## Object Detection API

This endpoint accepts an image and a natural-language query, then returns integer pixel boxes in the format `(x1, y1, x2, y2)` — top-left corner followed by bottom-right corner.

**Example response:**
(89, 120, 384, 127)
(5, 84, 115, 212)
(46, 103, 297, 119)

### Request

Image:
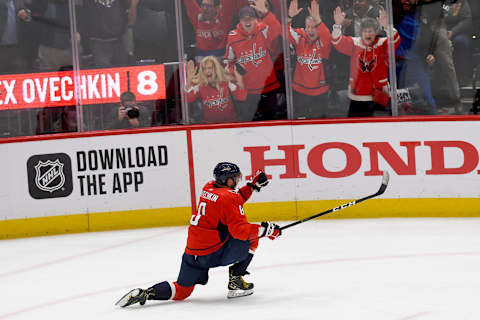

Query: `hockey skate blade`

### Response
(227, 289, 254, 299)
(115, 288, 141, 307)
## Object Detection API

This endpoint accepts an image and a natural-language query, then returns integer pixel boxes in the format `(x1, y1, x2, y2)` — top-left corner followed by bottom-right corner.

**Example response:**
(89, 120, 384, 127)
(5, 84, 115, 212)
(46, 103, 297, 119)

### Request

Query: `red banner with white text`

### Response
(0, 65, 166, 110)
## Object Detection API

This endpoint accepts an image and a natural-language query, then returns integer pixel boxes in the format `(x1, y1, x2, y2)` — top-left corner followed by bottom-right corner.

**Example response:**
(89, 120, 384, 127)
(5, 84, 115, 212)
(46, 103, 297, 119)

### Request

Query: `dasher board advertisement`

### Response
(191, 121, 480, 202)
(0, 130, 190, 220)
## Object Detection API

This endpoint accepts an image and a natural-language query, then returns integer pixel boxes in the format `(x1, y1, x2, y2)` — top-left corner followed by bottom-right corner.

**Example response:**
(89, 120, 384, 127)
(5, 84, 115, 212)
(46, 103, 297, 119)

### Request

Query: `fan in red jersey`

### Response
(224, 0, 285, 122)
(185, 56, 247, 123)
(183, 0, 236, 61)
(287, 0, 332, 119)
(116, 162, 282, 307)
(331, 7, 401, 117)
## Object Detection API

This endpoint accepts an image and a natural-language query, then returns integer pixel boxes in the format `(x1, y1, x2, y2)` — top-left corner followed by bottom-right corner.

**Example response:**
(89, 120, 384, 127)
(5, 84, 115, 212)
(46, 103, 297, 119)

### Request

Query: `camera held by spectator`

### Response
(117, 91, 140, 128)
(125, 105, 140, 119)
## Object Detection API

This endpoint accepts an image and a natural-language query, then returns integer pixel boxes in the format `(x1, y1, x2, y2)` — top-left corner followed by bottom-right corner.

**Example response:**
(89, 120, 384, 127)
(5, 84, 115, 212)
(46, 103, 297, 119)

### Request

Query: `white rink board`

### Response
(0, 131, 190, 220)
(191, 125, 297, 203)
(192, 121, 480, 202)
(2, 119, 480, 222)
(291, 121, 480, 199)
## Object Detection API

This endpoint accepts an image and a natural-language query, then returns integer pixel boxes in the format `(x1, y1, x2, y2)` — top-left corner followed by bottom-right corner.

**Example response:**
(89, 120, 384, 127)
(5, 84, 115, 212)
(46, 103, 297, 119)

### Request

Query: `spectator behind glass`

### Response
(0, 0, 30, 74)
(115, 91, 140, 128)
(445, 0, 473, 87)
(343, 0, 383, 37)
(36, 105, 77, 134)
(183, 0, 235, 61)
(421, 0, 462, 113)
(36, 65, 78, 135)
(224, 1, 284, 122)
(236, 0, 286, 115)
(394, 0, 437, 114)
(128, 0, 177, 63)
(332, 7, 401, 117)
(287, 0, 332, 119)
(330, 0, 383, 103)
(29, 0, 80, 72)
(83, 0, 130, 68)
(395, 0, 461, 114)
(184, 56, 247, 123)
(236, 0, 336, 28)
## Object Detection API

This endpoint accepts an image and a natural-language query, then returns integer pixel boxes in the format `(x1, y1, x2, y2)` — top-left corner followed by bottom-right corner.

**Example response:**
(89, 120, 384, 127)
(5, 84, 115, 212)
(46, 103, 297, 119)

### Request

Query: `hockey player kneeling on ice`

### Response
(115, 162, 281, 307)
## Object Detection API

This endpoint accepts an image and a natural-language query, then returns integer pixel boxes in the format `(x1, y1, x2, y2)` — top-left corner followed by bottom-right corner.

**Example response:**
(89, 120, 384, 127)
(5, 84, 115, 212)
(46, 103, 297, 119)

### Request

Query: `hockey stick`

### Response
(280, 171, 390, 231)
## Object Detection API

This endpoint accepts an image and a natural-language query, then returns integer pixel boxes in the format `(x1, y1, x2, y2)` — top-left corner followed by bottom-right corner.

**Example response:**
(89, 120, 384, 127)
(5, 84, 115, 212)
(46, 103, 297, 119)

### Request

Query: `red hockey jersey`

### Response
(289, 23, 331, 96)
(185, 181, 260, 256)
(224, 12, 281, 95)
(331, 26, 401, 101)
(185, 81, 247, 123)
(184, 0, 235, 55)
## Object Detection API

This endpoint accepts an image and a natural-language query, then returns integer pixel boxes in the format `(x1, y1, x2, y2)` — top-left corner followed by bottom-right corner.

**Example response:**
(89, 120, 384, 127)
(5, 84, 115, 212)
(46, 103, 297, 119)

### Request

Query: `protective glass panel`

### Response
(1, 0, 479, 138)
(313, 0, 395, 118)
(79, 0, 181, 131)
(0, 0, 81, 137)
(180, 0, 288, 124)
(394, 0, 477, 115)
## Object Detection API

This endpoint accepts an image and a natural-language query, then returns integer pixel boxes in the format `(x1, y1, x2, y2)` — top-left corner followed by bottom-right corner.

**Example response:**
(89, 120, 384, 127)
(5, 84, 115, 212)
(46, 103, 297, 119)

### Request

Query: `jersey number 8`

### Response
(190, 202, 245, 226)
(190, 202, 207, 226)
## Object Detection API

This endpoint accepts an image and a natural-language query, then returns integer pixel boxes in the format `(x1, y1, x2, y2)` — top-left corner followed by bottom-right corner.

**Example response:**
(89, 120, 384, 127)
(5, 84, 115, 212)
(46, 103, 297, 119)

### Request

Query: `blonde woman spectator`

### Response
(185, 56, 247, 123)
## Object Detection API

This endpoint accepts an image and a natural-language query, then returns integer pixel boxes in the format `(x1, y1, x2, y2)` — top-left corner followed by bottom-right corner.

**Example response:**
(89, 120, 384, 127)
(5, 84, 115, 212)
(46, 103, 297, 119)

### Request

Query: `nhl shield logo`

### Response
(27, 153, 73, 199)
(34, 160, 66, 193)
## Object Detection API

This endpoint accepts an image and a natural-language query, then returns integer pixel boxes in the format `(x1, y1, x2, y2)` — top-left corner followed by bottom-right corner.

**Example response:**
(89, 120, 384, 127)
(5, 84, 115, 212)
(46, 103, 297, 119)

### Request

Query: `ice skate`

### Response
(227, 269, 254, 299)
(115, 288, 151, 307)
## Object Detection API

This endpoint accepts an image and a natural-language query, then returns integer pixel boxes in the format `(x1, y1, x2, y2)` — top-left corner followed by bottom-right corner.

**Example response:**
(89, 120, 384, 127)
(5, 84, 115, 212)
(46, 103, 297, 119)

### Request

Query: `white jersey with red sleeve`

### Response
(224, 12, 281, 95)
(331, 25, 401, 101)
(289, 22, 332, 96)
(185, 81, 247, 123)
(185, 181, 259, 256)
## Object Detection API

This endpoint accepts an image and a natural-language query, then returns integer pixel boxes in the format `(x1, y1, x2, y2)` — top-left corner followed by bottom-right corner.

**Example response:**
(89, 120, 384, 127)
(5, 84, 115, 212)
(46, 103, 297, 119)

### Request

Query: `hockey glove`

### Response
(259, 221, 282, 240)
(248, 170, 269, 192)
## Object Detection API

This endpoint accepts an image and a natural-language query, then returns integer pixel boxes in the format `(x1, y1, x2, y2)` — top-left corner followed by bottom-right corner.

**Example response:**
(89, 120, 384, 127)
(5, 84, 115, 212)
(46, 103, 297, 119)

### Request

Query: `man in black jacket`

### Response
(83, 0, 130, 68)
(446, 0, 473, 86)
(29, 0, 81, 71)
(420, 0, 462, 113)
(0, 0, 30, 74)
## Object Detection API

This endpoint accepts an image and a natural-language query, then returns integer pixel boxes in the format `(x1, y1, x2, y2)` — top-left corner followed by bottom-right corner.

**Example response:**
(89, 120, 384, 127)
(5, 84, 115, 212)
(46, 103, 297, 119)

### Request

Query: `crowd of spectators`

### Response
(394, 0, 473, 115)
(0, 0, 478, 137)
(183, 0, 476, 122)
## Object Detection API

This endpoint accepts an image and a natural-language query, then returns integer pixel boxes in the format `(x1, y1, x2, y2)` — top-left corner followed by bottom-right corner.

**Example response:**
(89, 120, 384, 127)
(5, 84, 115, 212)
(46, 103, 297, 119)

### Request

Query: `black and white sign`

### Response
(27, 153, 73, 199)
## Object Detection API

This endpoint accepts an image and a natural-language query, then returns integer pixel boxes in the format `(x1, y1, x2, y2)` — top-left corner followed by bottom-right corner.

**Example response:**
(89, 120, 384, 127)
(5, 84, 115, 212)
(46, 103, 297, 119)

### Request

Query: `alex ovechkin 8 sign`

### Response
(0, 64, 166, 110)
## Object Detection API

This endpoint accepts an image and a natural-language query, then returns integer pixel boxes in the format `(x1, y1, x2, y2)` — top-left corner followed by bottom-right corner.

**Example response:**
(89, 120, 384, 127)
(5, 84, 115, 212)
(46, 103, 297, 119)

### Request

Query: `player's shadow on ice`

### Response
(119, 300, 176, 310)
(120, 294, 288, 310)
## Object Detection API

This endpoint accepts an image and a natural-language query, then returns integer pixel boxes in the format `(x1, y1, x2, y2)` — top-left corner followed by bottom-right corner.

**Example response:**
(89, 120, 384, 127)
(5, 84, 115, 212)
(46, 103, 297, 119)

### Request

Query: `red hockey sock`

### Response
(172, 282, 195, 301)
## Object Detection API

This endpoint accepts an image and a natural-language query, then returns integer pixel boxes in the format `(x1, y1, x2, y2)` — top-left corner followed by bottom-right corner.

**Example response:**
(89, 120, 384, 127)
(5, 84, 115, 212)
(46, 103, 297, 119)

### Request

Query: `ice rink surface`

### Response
(2, 218, 480, 320)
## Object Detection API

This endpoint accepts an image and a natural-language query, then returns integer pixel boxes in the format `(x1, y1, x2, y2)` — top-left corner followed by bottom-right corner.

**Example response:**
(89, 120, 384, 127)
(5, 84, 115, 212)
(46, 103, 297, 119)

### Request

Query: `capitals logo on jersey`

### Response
(297, 48, 324, 71)
(237, 43, 266, 67)
(359, 56, 377, 73)
(203, 88, 229, 111)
